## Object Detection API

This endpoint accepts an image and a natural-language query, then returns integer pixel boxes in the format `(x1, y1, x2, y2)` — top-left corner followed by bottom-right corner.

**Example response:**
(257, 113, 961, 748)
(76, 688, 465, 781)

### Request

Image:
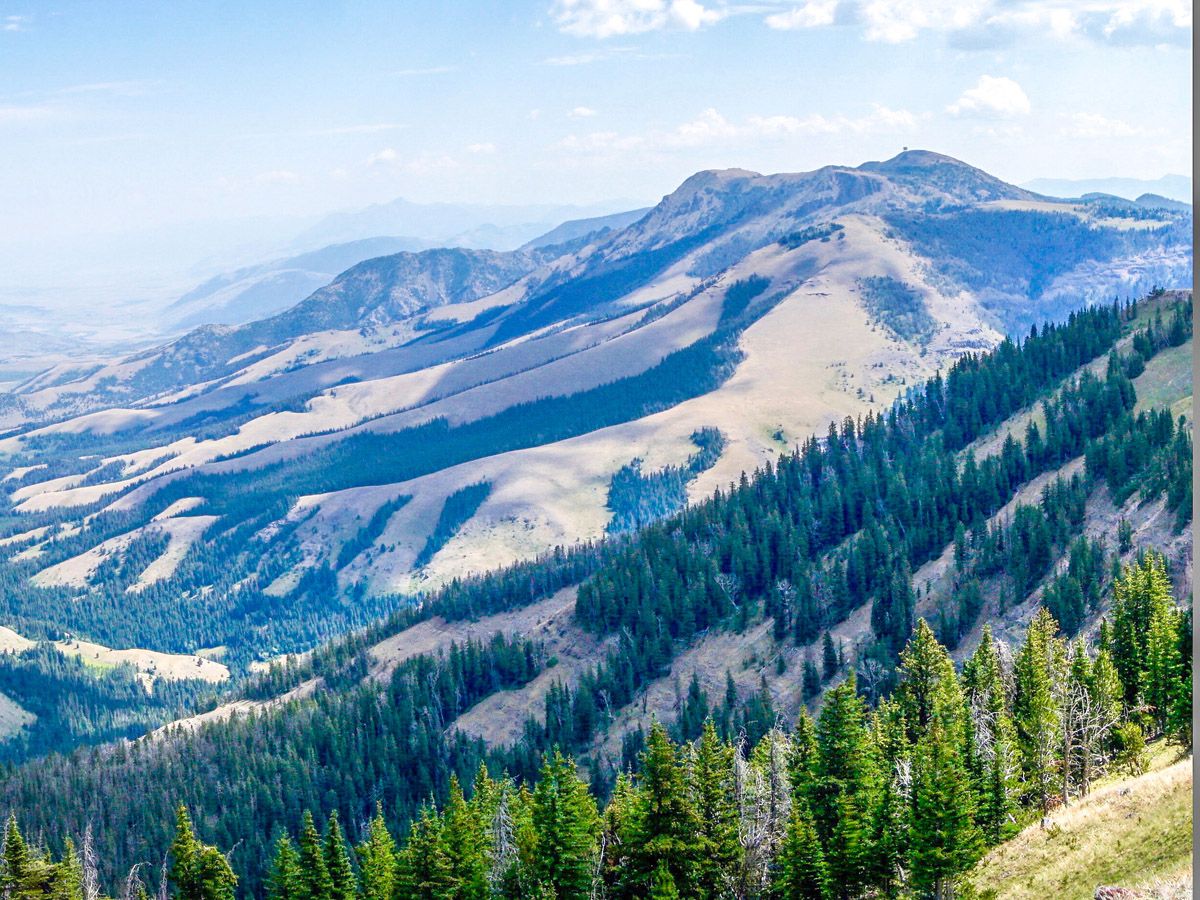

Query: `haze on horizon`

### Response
(0, 0, 1191, 313)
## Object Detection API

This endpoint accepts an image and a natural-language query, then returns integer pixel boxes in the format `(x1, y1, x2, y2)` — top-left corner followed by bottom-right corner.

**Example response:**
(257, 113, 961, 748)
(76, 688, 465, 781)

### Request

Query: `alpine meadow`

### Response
(0, 3, 1192, 900)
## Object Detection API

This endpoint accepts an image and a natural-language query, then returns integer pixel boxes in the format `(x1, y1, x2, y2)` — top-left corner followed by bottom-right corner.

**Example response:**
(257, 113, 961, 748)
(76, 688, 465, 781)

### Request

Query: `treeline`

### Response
(7, 554, 1187, 900)
(0, 644, 214, 763)
(606, 428, 725, 534)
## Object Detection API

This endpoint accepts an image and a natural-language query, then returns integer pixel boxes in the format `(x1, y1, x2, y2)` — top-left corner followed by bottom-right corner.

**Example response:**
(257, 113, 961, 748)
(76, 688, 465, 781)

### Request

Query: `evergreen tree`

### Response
(168, 806, 237, 900)
(909, 722, 983, 900)
(322, 813, 357, 900)
(296, 812, 332, 900)
(812, 676, 877, 899)
(530, 751, 600, 900)
(355, 805, 396, 900)
(773, 800, 828, 900)
(394, 807, 452, 900)
(1013, 609, 1063, 822)
(688, 721, 741, 899)
(821, 633, 839, 681)
(616, 722, 701, 898)
(2, 815, 30, 899)
(266, 836, 300, 900)
(440, 777, 489, 899)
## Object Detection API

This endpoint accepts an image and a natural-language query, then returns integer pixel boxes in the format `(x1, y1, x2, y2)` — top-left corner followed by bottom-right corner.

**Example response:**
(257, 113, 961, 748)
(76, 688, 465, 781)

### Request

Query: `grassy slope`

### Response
(968, 742, 1193, 899)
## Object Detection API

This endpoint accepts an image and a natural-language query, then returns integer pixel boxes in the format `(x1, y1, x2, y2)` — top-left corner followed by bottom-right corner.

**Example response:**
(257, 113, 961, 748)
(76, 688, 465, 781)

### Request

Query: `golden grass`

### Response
(967, 746, 1193, 900)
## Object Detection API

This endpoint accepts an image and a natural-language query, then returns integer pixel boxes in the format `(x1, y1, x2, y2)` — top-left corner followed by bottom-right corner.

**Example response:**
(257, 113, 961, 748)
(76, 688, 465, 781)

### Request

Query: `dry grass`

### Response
(967, 748, 1192, 900)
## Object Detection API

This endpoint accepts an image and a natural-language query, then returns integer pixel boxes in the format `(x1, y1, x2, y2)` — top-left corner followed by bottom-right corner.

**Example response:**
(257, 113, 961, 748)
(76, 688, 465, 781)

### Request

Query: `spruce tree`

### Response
(616, 722, 701, 898)
(356, 805, 396, 900)
(394, 807, 452, 900)
(773, 800, 829, 900)
(909, 722, 983, 900)
(689, 721, 741, 899)
(322, 813, 357, 900)
(296, 812, 333, 900)
(1013, 608, 1063, 822)
(440, 776, 489, 899)
(266, 836, 300, 900)
(2, 815, 30, 899)
(530, 751, 600, 900)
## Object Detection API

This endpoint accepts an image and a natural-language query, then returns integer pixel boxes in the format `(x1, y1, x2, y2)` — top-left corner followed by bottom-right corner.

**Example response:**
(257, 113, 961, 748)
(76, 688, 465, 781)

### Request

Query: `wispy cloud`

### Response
(764, 0, 839, 29)
(558, 104, 918, 154)
(391, 65, 457, 76)
(255, 169, 302, 185)
(1061, 112, 1150, 138)
(306, 122, 405, 136)
(3, 14, 28, 32)
(551, 0, 723, 38)
(946, 75, 1031, 117)
(549, 0, 1191, 47)
(58, 80, 160, 96)
(568, 106, 598, 118)
(367, 148, 459, 173)
(467, 142, 497, 154)
(0, 104, 56, 124)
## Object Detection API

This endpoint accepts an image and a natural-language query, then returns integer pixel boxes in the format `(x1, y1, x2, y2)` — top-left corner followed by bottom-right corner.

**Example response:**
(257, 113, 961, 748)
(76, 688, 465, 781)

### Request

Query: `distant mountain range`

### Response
(0, 150, 1190, 680)
(1024, 173, 1192, 203)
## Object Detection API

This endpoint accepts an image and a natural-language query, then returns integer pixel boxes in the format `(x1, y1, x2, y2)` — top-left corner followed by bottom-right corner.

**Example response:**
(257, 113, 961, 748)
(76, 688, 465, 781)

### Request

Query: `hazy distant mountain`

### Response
(0, 149, 1189, 673)
(1024, 174, 1191, 203)
(292, 196, 637, 252)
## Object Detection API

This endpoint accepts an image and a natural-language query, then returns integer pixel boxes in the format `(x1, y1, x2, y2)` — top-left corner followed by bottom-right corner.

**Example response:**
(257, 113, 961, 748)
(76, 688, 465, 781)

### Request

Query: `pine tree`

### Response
(688, 721, 741, 899)
(773, 800, 828, 900)
(322, 813, 357, 900)
(616, 722, 701, 898)
(266, 836, 300, 900)
(909, 722, 983, 900)
(812, 676, 877, 899)
(296, 812, 333, 900)
(530, 751, 600, 900)
(1144, 602, 1181, 736)
(648, 862, 680, 900)
(168, 806, 237, 900)
(821, 633, 839, 680)
(440, 776, 489, 899)
(2, 815, 30, 899)
(356, 805, 396, 900)
(1013, 608, 1063, 823)
(394, 807, 452, 900)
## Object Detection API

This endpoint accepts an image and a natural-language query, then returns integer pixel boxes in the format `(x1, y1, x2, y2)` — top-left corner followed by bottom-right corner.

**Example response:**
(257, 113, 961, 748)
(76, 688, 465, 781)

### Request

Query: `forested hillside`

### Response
(0, 292, 1189, 897)
(0, 156, 1189, 719)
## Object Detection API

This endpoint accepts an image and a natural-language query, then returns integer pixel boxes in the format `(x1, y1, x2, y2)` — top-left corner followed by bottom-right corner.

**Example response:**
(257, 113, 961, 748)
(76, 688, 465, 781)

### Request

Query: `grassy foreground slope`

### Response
(968, 742, 1192, 899)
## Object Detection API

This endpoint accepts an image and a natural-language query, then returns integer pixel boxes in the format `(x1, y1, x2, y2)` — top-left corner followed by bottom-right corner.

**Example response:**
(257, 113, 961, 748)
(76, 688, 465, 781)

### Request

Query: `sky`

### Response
(0, 0, 1191, 301)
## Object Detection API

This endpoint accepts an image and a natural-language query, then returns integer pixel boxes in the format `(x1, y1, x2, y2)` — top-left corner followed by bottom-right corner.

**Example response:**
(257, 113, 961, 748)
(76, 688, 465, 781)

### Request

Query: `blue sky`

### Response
(0, 0, 1191, 280)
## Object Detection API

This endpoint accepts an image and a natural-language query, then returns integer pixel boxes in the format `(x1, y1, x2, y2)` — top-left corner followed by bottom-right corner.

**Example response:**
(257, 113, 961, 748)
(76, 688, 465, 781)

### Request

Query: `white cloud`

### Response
(558, 103, 917, 155)
(765, 1, 839, 29)
(546, 0, 1189, 46)
(366, 148, 459, 173)
(3, 15, 27, 32)
(367, 147, 399, 166)
(1061, 112, 1147, 138)
(947, 75, 1031, 117)
(552, 0, 722, 37)
(467, 142, 497, 153)
(568, 106, 598, 118)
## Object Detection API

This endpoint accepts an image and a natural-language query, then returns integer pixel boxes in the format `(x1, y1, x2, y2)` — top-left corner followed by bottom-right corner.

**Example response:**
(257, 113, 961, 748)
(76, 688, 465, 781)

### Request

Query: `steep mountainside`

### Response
(0, 291, 1189, 894)
(0, 152, 1190, 685)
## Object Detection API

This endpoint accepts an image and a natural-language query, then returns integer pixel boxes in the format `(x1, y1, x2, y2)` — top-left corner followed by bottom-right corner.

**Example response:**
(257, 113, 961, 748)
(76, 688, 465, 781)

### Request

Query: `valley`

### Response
(0, 151, 1190, 900)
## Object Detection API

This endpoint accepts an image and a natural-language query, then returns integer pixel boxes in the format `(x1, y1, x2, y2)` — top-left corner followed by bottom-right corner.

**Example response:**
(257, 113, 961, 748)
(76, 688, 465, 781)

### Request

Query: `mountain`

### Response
(0, 151, 1190, 675)
(0, 288, 1190, 897)
(1023, 174, 1192, 203)
(292, 196, 637, 252)
(162, 236, 434, 330)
